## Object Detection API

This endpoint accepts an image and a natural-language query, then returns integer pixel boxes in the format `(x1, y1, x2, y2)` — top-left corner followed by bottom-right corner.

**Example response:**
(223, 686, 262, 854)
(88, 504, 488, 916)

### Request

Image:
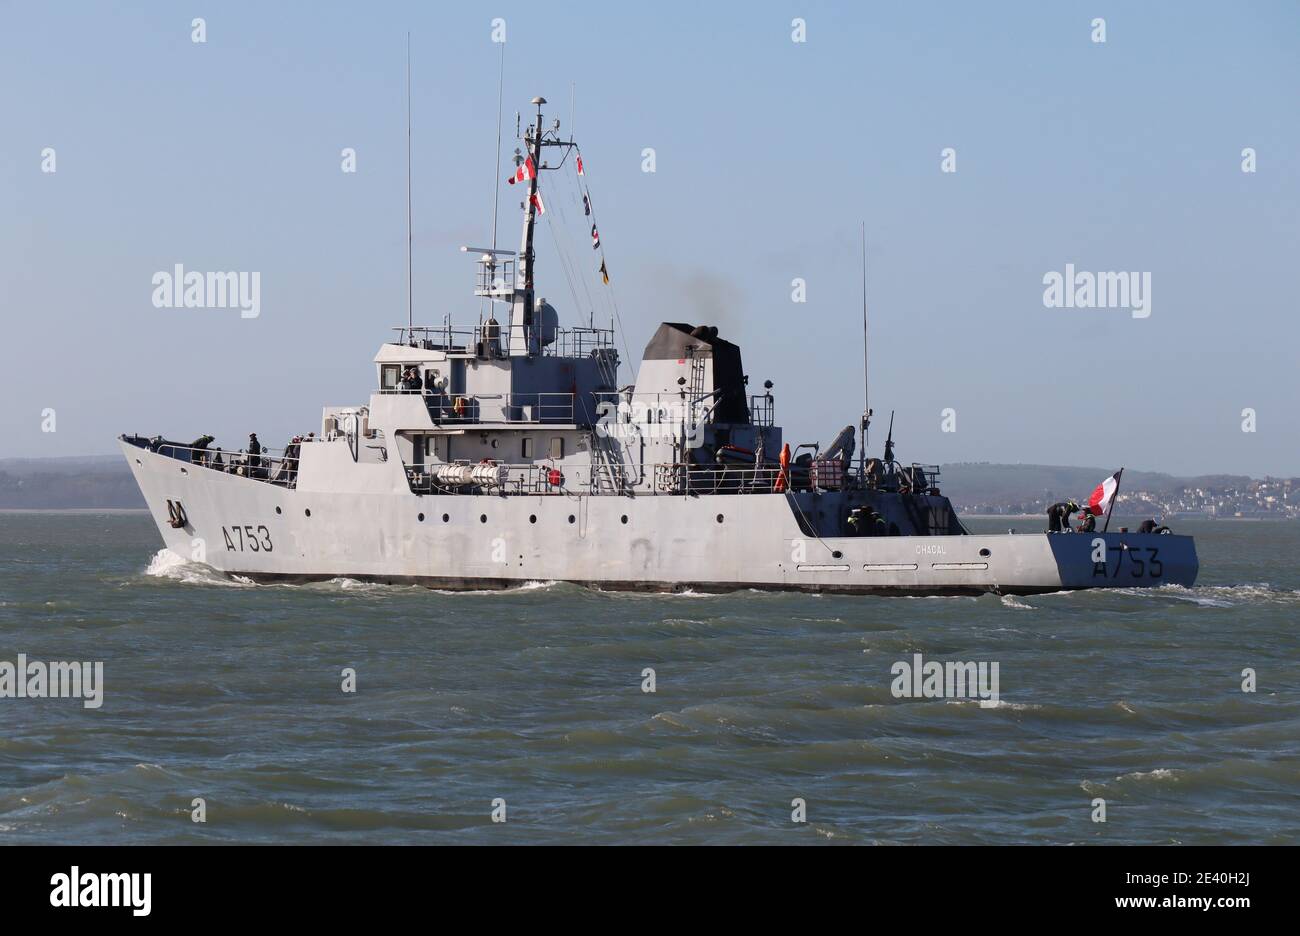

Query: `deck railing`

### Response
(377, 389, 620, 426)
(122, 437, 305, 488)
(405, 461, 571, 496)
(390, 323, 615, 359)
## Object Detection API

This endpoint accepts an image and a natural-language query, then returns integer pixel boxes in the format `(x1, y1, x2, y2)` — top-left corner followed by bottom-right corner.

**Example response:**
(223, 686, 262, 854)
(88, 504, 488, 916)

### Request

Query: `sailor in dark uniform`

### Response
(846, 505, 874, 536)
(1047, 499, 1080, 533)
(190, 434, 215, 467)
(247, 433, 262, 478)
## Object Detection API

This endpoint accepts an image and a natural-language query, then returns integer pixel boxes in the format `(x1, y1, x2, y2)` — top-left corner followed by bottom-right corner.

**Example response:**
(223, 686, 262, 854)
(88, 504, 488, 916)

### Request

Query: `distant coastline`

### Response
(3, 455, 1296, 516)
(961, 513, 1288, 522)
(0, 507, 150, 514)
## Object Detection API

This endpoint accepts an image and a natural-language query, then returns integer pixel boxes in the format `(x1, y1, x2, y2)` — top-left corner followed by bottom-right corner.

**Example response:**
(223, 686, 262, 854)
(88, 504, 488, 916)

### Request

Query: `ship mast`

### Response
(510, 97, 547, 356)
(507, 96, 581, 357)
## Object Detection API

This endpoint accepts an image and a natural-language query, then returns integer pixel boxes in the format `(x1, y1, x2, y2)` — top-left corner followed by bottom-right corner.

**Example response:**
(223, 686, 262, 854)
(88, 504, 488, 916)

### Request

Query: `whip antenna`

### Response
(490, 39, 505, 252)
(860, 222, 870, 479)
(405, 33, 413, 336)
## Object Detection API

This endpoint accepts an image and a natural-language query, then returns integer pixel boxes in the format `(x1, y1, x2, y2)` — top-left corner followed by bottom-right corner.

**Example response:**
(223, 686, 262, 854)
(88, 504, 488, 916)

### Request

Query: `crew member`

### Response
(1046, 499, 1080, 533)
(247, 433, 262, 478)
(191, 434, 214, 467)
(847, 505, 876, 536)
(864, 458, 884, 490)
(1077, 511, 1096, 533)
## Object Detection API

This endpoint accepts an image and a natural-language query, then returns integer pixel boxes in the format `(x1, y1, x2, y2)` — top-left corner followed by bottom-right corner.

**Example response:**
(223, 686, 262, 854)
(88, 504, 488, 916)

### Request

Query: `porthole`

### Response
(442, 514, 450, 523)
(568, 515, 576, 524)
(305, 509, 311, 517)
(275, 506, 282, 515)
(480, 514, 488, 523)
(716, 514, 724, 523)
(418, 513, 425, 522)
(620, 515, 629, 524)
(832, 550, 843, 559)
(978, 547, 991, 558)
(529, 514, 537, 524)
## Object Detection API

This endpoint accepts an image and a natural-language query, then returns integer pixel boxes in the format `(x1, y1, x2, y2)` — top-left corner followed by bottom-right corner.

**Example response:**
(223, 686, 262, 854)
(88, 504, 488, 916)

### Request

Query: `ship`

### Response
(120, 97, 1197, 595)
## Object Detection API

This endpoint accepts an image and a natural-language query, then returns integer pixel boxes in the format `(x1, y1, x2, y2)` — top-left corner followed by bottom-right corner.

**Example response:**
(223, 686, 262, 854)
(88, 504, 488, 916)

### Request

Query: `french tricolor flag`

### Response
(1088, 469, 1123, 516)
(508, 156, 536, 185)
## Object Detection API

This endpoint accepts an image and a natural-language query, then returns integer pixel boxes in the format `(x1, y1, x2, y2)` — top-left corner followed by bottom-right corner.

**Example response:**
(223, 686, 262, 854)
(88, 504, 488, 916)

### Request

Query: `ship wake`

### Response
(144, 549, 254, 587)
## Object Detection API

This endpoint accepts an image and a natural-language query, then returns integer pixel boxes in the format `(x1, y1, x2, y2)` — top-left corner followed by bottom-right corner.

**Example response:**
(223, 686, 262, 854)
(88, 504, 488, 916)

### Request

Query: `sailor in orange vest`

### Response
(775, 442, 791, 493)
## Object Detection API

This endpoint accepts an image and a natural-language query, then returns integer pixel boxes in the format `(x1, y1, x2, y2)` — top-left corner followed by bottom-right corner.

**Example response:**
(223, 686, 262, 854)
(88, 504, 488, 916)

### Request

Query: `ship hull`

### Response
(122, 442, 1198, 595)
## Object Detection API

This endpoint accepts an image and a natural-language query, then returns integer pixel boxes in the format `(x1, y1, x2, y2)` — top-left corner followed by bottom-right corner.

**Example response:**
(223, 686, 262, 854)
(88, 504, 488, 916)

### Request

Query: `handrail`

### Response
(123, 437, 305, 488)
(389, 322, 614, 358)
(652, 462, 786, 495)
(405, 460, 571, 496)
(375, 389, 620, 426)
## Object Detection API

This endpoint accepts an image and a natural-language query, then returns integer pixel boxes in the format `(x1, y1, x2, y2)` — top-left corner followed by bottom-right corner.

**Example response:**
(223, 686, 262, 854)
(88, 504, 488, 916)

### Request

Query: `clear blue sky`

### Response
(3, 1, 1297, 476)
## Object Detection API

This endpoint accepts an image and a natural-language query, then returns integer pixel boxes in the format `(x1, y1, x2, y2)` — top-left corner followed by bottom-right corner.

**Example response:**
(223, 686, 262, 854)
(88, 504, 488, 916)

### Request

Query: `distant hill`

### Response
(0, 455, 1273, 511)
(937, 463, 1254, 510)
(0, 455, 144, 509)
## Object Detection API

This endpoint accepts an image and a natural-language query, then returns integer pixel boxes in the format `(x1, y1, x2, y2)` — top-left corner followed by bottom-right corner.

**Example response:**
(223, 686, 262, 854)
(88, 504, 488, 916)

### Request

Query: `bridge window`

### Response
(549, 437, 564, 459)
(521, 437, 534, 459)
(381, 364, 401, 390)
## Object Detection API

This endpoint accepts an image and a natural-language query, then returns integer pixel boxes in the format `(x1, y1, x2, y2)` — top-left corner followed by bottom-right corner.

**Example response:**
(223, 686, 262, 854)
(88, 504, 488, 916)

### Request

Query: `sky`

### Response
(2, 1, 1297, 476)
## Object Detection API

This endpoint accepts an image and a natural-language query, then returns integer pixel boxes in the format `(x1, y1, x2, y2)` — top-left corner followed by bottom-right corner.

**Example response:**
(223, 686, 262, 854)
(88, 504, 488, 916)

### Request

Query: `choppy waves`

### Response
(3, 513, 1297, 845)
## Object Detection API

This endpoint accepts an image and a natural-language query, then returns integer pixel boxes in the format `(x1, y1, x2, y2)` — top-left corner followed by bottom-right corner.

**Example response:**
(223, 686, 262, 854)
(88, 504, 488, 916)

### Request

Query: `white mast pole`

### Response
(860, 222, 870, 481)
(405, 33, 413, 339)
(490, 40, 505, 253)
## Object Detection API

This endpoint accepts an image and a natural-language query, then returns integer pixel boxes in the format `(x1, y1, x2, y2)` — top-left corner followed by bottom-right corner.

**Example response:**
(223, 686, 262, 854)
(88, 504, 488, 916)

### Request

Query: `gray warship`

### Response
(120, 98, 1197, 594)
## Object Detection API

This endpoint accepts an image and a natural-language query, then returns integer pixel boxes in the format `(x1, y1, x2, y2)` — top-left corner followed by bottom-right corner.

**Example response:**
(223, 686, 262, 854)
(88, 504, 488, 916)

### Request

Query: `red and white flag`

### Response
(576, 154, 585, 176)
(508, 156, 536, 185)
(530, 191, 545, 216)
(1088, 469, 1123, 516)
